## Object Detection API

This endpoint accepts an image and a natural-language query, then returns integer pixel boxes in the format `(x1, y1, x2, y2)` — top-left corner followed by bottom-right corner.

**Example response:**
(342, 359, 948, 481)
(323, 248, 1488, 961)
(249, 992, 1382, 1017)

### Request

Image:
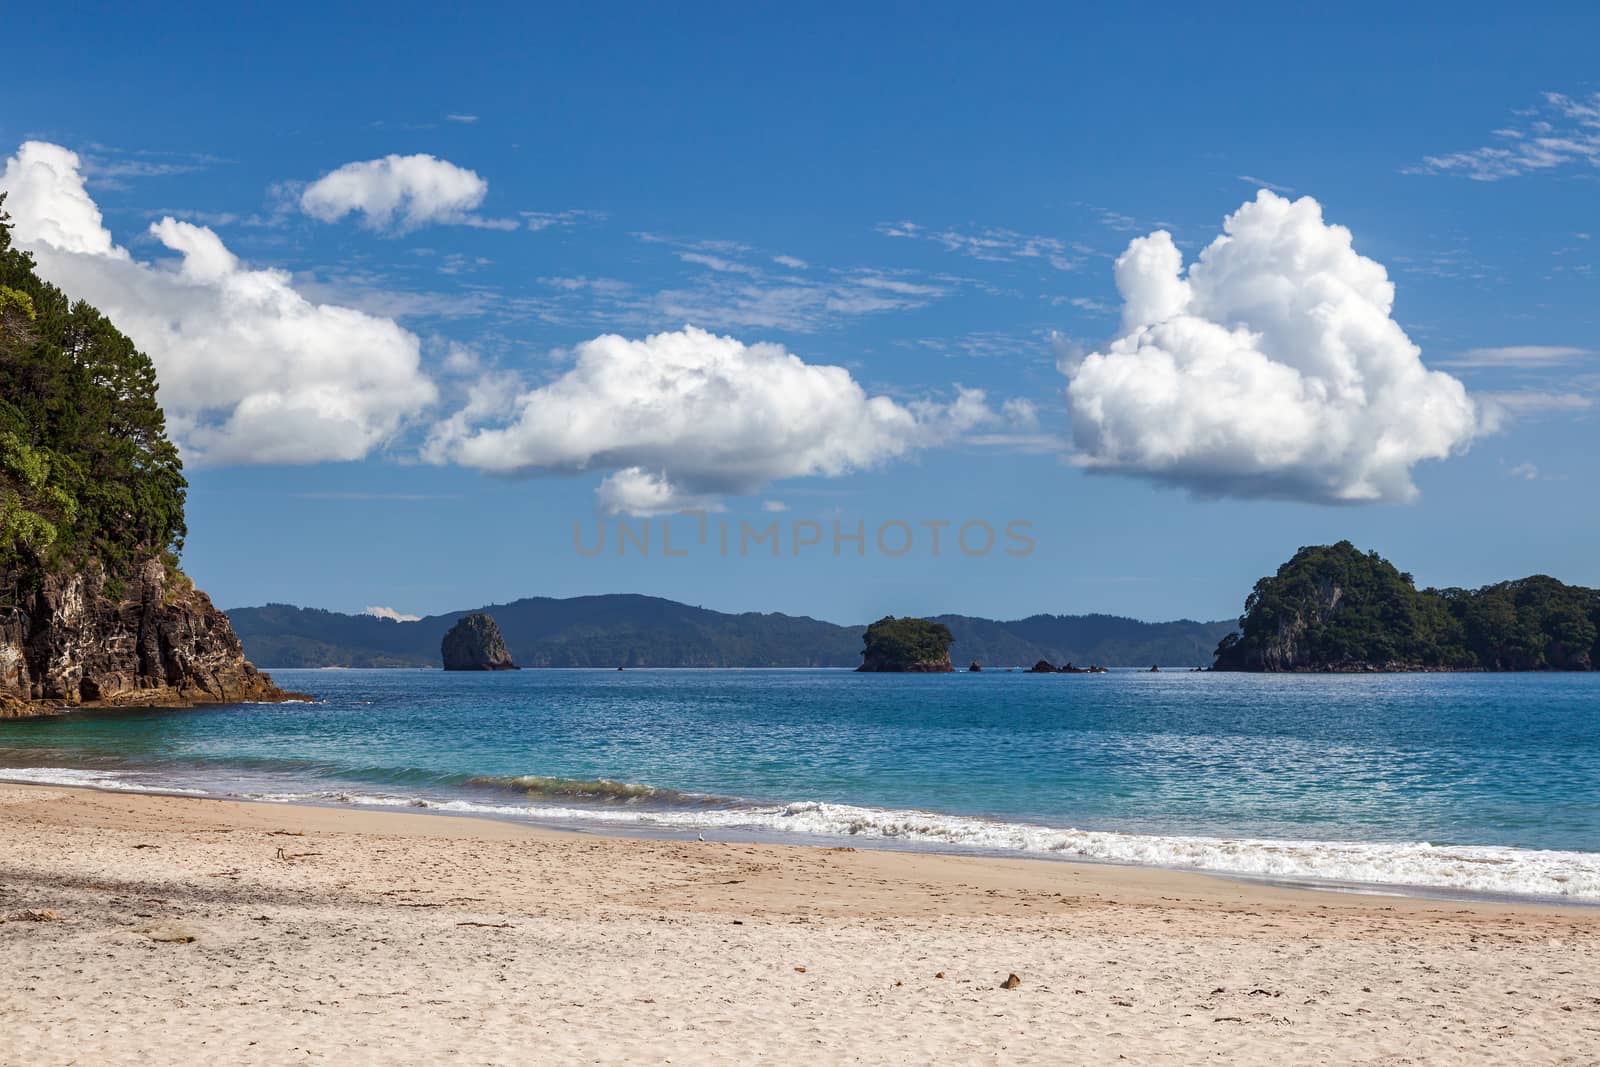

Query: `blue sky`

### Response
(3, 2, 1596, 624)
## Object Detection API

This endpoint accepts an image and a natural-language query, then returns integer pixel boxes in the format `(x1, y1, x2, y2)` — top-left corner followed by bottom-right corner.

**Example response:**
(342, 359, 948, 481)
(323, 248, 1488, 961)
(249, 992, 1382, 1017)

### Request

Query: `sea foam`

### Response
(5, 766, 1597, 902)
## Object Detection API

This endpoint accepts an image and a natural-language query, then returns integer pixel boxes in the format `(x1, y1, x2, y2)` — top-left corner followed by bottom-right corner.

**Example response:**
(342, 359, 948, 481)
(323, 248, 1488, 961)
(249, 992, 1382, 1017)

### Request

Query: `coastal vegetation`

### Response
(1214, 541, 1600, 671)
(0, 203, 286, 709)
(856, 615, 954, 672)
(0, 199, 186, 587)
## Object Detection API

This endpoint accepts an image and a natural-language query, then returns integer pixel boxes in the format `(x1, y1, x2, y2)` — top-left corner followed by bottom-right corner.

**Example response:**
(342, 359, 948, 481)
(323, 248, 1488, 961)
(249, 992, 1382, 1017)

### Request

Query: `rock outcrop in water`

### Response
(856, 616, 953, 673)
(0, 559, 298, 717)
(441, 612, 519, 671)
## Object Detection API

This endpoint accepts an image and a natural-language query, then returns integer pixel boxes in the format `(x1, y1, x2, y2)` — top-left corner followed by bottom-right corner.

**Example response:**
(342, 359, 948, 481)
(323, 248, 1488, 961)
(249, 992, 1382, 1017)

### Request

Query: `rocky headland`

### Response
(1, 559, 298, 717)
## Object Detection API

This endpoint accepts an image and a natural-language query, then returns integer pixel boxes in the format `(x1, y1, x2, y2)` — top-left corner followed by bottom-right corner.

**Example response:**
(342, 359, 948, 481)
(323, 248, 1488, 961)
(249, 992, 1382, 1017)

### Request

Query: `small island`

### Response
(856, 616, 954, 673)
(441, 612, 519, 671)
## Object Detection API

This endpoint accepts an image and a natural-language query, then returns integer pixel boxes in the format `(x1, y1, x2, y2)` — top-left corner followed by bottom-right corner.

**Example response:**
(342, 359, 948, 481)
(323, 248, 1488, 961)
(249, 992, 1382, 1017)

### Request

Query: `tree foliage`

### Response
(0, 196, 187, 581)
(859, 615, 955, 670)
(1215, 541, 1600, 671)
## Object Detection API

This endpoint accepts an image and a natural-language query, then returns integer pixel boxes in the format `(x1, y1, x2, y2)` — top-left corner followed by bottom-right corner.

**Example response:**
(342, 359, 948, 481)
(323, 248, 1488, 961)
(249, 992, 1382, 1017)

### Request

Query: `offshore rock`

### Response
(441, 612, 519, 671)
(0, 558, 302, 718)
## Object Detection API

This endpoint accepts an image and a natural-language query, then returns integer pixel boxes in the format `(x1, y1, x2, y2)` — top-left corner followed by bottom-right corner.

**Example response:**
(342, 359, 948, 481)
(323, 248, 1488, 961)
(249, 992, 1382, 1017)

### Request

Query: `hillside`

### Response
(0, 200, 291, 712)
(229, 597, 1235, 669)
(1213, 541, 1600, 671)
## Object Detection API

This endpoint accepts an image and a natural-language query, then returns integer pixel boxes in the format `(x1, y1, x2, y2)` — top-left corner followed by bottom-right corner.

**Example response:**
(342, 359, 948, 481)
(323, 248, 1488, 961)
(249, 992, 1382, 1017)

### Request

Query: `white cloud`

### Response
(522, 209, 604, 232)
(300, 154, 516, 231)
(1439, 345, 1593, 368)
(1410, 91, 1600, 180)
(444, 114, 479, 124)
(679, 251, 758, 274)
(761, 499, 789, 512)
(1, 140, 438, 464)
(426, 325, 1002, 513)
(1062, 191, 1482, 504)
(1479, 390, 1594, 418)
(363, 606, 422, 622)
(1237, 175, 1295, 195)
(1508, 462, 1540, 481)
(772, 254, 808, 269)
(877, 221, 1079, 270)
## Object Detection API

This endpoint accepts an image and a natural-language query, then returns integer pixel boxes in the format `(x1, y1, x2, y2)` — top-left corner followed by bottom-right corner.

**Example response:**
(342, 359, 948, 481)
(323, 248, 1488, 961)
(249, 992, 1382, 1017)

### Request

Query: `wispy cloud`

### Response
(1480, 390, 1595, 418)
(522, 208, 605, 232)
(1409, 91, 1600, 180)
(1439, 345, 1594, 368)
(75, 143, 226, 189)
(876, 221, 1081, 270)
(445, 114, 479, 124)
(679, 251, 760, 274)
(1238, 174, 1295, 194)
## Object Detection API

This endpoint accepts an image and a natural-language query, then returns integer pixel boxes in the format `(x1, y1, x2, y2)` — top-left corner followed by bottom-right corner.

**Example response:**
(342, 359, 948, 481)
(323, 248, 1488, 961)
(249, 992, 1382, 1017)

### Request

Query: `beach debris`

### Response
(274, 847, 323, 861)
(456, 921, 514, 928)
(136, 922, 197, 943)
(12, 908, 65, 922)
(1000, 973, 1022, 990)
(794, 966, 807, 973)
(131, 843, 159, 849)
(935, 972, 945, 979)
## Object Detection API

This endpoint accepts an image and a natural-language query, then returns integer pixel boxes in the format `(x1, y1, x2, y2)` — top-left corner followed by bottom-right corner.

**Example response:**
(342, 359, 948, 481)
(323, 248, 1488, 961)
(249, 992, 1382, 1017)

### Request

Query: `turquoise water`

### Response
(3, 668, 1598, 900)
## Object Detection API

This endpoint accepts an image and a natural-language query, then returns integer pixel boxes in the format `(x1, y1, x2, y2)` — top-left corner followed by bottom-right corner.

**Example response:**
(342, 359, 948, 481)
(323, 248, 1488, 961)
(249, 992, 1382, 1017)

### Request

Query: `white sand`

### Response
(2, 784, 1597, 1065)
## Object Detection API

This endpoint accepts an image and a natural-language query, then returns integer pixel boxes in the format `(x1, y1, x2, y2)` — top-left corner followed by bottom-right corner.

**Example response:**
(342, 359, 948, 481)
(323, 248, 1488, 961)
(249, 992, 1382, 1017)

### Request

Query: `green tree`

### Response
(0, 195, 187, 580)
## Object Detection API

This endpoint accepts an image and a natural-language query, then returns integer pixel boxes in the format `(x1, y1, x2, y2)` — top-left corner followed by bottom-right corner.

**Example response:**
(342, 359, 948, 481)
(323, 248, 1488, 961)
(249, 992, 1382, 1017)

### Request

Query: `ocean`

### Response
(3, 667, 1597, 902)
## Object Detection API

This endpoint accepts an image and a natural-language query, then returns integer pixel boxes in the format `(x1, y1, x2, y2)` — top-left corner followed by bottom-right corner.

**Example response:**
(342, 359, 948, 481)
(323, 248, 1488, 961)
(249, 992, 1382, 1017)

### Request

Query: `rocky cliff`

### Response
(0, 558, 299, 717)
(441, 612, 519, 671)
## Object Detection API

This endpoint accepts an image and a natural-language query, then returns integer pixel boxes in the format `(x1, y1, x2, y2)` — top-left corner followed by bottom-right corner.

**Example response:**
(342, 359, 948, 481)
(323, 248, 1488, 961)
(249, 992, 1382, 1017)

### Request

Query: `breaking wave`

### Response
(464, 774, 722, 805)
(4, 765, 1597, 902)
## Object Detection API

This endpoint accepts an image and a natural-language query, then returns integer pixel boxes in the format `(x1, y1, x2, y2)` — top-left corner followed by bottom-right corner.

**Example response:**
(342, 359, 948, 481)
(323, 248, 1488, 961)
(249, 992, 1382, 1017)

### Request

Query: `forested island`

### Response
(856, 616, 954, 672)
(0, 203, 292, 713)
(1213, 541, 1600, 672)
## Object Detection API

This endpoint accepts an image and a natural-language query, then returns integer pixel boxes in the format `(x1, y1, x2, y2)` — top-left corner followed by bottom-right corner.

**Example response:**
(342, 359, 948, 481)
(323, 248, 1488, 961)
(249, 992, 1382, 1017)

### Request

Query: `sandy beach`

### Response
(2, 784, 1597, 1065)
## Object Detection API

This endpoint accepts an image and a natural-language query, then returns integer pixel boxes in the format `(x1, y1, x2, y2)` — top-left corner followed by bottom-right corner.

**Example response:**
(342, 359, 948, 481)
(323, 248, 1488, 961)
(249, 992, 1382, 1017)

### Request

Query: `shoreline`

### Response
(5, 756, 1600, 906)
(7, 772, 1600, 911)
(3, 780, 1594, 917)
(4, 782, 1598, 1063)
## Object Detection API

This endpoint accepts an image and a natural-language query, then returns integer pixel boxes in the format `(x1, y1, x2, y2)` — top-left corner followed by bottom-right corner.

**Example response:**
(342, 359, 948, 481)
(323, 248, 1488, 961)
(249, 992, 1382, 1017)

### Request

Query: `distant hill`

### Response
(228, 595, 1234, 669)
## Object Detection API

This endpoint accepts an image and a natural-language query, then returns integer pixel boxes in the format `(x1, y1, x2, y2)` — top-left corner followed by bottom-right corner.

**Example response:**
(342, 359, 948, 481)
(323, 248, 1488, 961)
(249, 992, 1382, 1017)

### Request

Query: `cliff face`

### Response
(441, 612, 518, 671)
(1238, 576, 1344, 672)
(0, 558, 297, 717)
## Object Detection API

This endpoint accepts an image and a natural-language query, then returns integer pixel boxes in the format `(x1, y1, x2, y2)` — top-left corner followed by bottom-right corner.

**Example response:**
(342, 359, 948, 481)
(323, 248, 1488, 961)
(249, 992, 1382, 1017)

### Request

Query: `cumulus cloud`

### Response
(426, 326, 1003, 514)
(1, 141, 437, 464)
(300, 153, 515, 231)
(1062, 191, 1482, 504)
(363, 606, 422, 623)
